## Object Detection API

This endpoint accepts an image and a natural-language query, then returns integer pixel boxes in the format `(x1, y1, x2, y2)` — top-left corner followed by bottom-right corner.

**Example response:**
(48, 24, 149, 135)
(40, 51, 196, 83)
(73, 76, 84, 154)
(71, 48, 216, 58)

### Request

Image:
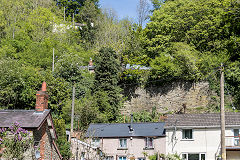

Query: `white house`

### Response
(165, 113, 240, 160)
(85, 122, 166, 160)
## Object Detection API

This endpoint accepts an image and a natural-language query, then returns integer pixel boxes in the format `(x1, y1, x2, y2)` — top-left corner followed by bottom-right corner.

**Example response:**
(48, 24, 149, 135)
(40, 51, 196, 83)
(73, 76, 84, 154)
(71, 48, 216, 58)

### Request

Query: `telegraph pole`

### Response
(52, 48, 55, 73)
(72, 13, 74, 29)
(64, 6, 66, 22)
(70, 85, 75, 142)
(220, 63, 226, 160)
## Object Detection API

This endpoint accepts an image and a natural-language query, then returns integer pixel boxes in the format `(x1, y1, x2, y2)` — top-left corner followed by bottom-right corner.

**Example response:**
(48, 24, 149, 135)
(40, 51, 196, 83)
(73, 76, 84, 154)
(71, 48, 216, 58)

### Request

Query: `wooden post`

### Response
(64, 6, 65, 22)
(220, 63, 226, 160)
(72, 13, 74, 30)
(52, 48, 54, 73)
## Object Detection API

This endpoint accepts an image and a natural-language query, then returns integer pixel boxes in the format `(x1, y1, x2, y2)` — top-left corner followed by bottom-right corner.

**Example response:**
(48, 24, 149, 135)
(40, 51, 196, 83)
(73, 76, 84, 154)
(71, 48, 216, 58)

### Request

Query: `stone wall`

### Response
(33, 120, 61, 160)
(122, 81, 214, 114)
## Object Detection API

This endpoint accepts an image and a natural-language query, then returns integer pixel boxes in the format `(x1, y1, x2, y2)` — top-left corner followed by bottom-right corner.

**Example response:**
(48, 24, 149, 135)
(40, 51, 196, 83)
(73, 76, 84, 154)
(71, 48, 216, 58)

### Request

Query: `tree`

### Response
(143, 0, 227, 58)
(150, 0, 163, 10)
(0, 59, 43, 109)
(137, 0, 150, 27)
(77, 0, 100, 48)
(56, 0, 99, 17)
(93, 9, 132, 54)
(54, 118, 71, 159)
(94, 47, 122, 121)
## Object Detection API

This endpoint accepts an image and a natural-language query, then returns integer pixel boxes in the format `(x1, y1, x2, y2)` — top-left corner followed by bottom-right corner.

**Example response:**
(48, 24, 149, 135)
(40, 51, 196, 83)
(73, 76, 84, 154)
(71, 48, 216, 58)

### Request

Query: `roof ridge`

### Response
(90, 122, 165, 125)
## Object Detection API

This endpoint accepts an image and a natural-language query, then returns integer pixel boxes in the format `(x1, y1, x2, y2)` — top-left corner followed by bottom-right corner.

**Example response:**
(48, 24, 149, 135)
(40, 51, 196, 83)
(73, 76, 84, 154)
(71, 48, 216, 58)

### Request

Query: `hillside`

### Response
(0, 0, 240, 158)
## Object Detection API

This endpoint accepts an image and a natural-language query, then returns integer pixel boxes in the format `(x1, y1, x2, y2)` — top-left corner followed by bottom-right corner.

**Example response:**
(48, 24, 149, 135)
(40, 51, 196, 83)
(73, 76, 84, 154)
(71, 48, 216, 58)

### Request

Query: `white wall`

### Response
(166, 127, 235, 160)
(99, 137, 166, 160)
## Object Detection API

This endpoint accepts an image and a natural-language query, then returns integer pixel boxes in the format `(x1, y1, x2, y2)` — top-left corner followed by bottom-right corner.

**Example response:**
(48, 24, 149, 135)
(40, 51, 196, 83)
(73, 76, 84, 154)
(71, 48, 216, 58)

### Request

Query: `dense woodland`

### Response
(0, 0, 240, 158)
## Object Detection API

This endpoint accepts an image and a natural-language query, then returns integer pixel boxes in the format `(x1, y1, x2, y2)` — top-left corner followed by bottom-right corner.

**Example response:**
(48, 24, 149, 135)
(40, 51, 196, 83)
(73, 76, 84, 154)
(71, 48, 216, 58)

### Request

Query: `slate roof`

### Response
(165, 112, 240, 128)
(85, 122, 165, 138)
(0, 109, 50, 128)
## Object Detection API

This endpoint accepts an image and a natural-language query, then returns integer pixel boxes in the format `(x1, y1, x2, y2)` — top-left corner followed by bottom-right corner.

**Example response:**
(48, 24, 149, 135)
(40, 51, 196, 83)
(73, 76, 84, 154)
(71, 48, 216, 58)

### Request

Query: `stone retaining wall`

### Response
(122, 81, 213, 114)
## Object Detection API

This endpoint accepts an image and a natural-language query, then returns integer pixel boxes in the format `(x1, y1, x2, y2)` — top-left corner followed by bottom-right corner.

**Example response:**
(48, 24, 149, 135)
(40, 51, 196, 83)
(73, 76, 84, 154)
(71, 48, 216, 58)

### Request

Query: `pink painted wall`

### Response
(99, 137, 166, 160)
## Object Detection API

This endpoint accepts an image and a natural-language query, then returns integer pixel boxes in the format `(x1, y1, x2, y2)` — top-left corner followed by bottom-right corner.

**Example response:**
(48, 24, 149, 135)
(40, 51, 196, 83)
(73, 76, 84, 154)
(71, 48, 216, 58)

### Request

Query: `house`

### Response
(165, 113, 240, 160)
(0, 82, 62, 160)
(65, 130, 101, 160)
(125, 64, 151, 70)
(71, 137, 101, 160)
(85, 122, 166, 160)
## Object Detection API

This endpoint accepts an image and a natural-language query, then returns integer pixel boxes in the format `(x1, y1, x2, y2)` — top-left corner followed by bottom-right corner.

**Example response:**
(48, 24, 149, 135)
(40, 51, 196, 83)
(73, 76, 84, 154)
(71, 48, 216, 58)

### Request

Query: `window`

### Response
(234, 129, 240, 146)
(119, 157, 127, 160)
(182, 153, 205, 160)
(105, 156, 114, 160)
(119, 139, 127, 148)
(81, 152, 85, 160)
(182, 129, 193, 139)
(91, 138, 100, 147)
(145, 137, 154, 148)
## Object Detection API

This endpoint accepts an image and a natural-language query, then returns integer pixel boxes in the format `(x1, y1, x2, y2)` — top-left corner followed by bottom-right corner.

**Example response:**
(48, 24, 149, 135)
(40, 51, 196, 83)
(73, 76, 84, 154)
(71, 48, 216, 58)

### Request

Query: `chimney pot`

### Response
(41, 81, 47, 91)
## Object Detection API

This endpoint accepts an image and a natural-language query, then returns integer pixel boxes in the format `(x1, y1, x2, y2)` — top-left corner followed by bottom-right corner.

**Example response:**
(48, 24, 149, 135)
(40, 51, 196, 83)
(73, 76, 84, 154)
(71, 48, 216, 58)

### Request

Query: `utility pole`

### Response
(72, 13, 75, 30)
(70, 85, 75, 142)
(220, 63, 226, 160)
(64, 6, 65, 22)
(52, 48, 55, 73)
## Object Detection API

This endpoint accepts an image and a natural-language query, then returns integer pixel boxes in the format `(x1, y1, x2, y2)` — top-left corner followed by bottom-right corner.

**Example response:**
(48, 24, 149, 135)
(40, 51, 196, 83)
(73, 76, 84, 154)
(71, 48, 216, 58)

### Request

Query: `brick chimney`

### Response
(35, 82, 48, 112)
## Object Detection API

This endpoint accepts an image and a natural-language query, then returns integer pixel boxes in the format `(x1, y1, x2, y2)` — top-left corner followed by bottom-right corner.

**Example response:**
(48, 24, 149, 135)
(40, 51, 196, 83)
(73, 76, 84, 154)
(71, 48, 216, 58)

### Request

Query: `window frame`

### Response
(182, 129, 193, 140)
(233, 129, 240, 146)
(104, 156, 114, 160)
(145, 137, 154, 149)
(119, 138, 127, 148)
(181, 153, 206, 160)
(118, 156, 127, 160)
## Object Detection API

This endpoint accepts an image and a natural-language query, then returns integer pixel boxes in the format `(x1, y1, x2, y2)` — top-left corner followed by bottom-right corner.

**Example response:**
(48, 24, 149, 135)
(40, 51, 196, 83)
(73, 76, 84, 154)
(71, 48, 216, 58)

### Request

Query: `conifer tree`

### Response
(93, 47, 122, 121)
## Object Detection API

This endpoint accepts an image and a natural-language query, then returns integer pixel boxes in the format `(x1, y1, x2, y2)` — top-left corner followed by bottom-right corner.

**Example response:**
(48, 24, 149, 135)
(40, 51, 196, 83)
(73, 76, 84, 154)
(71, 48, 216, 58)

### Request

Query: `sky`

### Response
(99, 0, 153, 24)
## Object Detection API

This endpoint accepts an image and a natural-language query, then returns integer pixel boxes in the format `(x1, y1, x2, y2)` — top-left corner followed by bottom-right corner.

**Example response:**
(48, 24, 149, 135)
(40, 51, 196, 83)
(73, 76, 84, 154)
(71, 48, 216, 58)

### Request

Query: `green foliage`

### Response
(77, 0, 100, 48)
(149, 153, 157, 160)
(93, 10, 132, 54)
(165, 154, 181, 160)
(116, 108, 161, 123)
(144, 0, 227, 56)
(148, 153, 181, 160)
(150, 0, 163, 10)
(150, 42, 202, 81)
(0, 122, 32, 160)
(56, 0, 99, 16)
(94, 47, 122, 121)
(54, 53, 84, 84)
(0, 59, 43, 109)
(54, 118, 71, 159)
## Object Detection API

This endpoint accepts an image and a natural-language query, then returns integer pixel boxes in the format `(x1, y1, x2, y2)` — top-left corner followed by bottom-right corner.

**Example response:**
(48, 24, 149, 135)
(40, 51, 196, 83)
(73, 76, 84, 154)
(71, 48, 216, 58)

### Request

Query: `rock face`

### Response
(122, 81, 213, 114)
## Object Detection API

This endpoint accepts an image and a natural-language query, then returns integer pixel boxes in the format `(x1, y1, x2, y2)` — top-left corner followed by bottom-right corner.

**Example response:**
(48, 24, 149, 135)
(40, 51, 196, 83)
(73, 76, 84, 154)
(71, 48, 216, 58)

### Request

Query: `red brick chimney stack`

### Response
(35, 82, 48, 112)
